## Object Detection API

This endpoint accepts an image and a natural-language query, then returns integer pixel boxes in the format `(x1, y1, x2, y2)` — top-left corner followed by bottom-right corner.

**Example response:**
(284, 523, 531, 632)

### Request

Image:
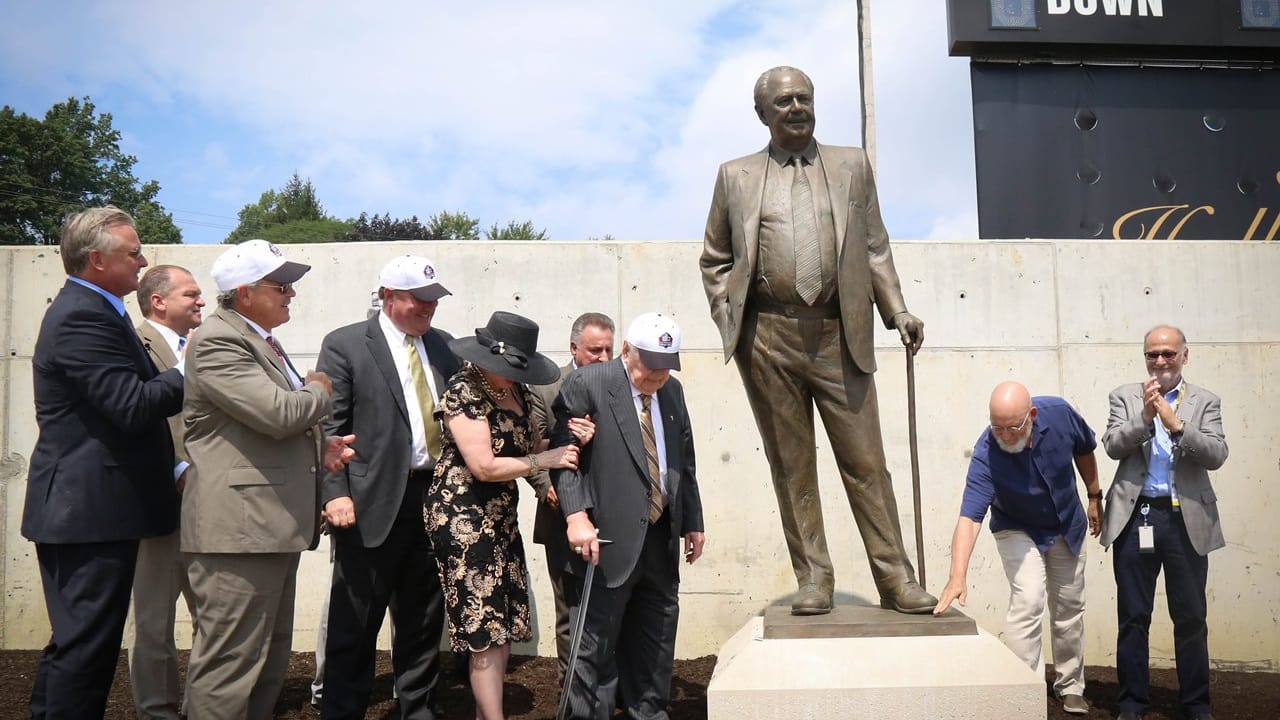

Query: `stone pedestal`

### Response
(707, 610, 1045, 720)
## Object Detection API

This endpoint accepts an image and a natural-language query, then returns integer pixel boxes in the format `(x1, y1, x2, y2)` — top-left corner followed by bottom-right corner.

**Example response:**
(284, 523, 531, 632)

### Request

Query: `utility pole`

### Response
(858, 0, 877, 169)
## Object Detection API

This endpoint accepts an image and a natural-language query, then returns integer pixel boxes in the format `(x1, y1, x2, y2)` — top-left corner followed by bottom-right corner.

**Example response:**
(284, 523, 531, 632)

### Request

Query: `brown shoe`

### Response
(879, 581, 937, 614)
(791, 584, 832, 615)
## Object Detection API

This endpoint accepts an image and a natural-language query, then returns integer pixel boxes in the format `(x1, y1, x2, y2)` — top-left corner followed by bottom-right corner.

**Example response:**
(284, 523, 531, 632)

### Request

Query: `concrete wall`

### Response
(2, 240, 1277, 671)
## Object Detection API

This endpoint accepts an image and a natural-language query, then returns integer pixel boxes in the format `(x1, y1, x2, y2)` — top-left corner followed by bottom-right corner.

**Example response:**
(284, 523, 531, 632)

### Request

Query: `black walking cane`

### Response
(906, 347, 926, 591)
(557, 538, 612, 720)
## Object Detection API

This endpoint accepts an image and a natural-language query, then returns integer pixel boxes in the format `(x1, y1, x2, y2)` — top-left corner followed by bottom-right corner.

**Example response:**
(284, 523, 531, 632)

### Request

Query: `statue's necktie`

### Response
(640, 394, 664, 523)
(406, 336, 442, 459)
(791, 156, 822, 305)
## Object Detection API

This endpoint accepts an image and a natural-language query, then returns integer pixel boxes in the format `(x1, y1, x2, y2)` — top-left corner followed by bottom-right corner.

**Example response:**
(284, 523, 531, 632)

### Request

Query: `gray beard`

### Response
(995, 431, 1031, 454)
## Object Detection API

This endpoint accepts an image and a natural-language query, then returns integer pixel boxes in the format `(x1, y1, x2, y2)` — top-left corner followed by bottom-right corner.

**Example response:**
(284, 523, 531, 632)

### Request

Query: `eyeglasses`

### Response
(1144, 350, 1181, 360)
(254, 281, 294, 294)
(990, 408, 1032, 434)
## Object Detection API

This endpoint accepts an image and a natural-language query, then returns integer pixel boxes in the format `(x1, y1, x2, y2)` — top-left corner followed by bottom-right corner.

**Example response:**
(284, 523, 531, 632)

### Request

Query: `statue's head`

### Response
(754, 66, 815, 152)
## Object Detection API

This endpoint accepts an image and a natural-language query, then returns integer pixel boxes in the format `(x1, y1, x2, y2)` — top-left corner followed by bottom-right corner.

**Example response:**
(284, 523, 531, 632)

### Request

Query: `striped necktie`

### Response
(640, 394, 664, 523)
(791, 155, 822, 304)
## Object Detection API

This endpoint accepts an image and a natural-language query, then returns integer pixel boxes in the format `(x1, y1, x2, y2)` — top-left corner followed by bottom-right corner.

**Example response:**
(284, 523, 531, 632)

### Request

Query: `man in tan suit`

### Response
(700, 66, 934, 615)
(131, 265, 205, 719)
(181, 240, 354, 719)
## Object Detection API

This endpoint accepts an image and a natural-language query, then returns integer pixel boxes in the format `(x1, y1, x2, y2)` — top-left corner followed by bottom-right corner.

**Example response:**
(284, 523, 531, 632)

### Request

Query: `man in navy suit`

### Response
(22, 206, 185, 718)
(315, 256, 459, 719)
(553, 313, 705, 720)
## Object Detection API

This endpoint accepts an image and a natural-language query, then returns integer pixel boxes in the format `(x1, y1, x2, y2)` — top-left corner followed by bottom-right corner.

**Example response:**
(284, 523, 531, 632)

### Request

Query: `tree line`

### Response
(1, 97, 547, 245)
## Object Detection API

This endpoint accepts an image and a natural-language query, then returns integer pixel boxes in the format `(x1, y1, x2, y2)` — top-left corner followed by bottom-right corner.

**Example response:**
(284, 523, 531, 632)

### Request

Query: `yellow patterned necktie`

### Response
(406, 336, 442, 459)
(640, 394, 664, 523)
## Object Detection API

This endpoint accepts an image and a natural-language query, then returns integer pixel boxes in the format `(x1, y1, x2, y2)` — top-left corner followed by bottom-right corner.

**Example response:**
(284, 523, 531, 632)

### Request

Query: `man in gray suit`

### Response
(529, 312, 615, 676)
(1101, 325, 1228, 720)
(131, 265, 204, 719)
(314, 256, 460, 719)
(181, 240, 355, 720)
(700, 65, 933, 615)
(554, 312, 704, 720)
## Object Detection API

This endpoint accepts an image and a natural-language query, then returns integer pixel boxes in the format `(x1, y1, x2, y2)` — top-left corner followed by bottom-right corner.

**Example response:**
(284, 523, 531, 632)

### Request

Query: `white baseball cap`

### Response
(378, 256, 451, 302)
(211, 239, 311, 292)
(626, 312, 681, 370)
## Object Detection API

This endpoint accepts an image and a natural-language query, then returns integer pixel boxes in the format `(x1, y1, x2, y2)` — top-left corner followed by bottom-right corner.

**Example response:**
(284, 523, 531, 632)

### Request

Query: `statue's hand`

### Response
(894, 312, 924, 356)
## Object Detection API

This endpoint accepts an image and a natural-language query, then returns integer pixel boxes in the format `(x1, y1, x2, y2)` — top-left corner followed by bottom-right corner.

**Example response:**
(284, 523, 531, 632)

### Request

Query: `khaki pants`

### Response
(995, 530, 1086, 696)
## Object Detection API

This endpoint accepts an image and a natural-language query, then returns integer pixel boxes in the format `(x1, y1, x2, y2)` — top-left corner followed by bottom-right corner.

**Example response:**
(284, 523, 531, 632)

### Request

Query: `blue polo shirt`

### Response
(960, 396, 1097, 555)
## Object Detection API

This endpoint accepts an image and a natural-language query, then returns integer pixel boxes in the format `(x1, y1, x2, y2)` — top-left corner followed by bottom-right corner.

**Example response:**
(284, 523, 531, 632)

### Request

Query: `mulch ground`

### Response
(0, 650, 1274, 719)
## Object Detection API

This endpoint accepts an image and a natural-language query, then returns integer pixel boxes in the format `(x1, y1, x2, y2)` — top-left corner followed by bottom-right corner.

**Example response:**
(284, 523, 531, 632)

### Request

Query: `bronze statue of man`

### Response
(700, 66, 935, 615)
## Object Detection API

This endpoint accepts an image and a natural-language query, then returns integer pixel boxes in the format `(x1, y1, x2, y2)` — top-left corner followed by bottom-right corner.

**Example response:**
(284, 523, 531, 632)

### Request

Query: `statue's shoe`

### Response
(790, 584, 832, 616)
(879, 581, 937, 614)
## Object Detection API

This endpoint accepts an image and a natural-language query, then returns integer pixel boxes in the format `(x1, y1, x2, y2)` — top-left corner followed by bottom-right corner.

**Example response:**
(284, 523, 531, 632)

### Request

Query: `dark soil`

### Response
(0, 650, 1274, 719)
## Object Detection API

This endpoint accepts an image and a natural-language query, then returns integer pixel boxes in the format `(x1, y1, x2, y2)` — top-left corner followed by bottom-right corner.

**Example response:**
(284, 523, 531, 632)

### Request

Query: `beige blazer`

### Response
(700, 142, 907, 373)
(137, 320, 190, 464)
(180, 307, 330, 553)
(1100, 381, 1228, 555)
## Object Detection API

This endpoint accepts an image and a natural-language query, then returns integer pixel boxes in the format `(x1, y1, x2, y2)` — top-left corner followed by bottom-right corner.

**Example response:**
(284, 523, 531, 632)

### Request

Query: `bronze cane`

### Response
(906, 348, 926, 591)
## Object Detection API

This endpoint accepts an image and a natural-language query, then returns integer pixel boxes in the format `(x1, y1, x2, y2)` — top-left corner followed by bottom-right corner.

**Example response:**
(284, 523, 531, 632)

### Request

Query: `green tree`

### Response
(0, 97, 182, 245)
(340, 212, 434, 242)
(485, 219, 548, 241)
(425, 211, 481, 240)
(224, 173, 348, 244)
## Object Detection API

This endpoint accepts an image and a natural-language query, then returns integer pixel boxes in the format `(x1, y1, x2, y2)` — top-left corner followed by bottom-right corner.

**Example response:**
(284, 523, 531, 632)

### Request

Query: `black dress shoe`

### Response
(1116, 711, 1145, 720)
(879, 580, 937, 614)
(791, 584, 832, 615)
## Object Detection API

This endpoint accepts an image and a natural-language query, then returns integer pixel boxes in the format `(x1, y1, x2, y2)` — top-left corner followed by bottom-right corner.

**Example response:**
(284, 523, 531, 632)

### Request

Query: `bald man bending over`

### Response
(934, 382, 1101, 716)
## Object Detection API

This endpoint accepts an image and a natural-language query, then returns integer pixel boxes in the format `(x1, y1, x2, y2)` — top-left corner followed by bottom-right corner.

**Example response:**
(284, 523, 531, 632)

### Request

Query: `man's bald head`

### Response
(990, 381, 1036, 453)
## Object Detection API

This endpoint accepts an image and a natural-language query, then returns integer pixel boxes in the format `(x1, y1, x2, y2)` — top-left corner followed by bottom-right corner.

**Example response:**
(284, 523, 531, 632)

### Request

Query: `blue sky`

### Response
(1, 1, 978, 244)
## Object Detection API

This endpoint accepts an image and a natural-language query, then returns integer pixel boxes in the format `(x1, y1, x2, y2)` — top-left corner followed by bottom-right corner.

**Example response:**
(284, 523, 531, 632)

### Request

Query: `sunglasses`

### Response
(1144, 350, 1181, 360)
(255, 281, 294, 294)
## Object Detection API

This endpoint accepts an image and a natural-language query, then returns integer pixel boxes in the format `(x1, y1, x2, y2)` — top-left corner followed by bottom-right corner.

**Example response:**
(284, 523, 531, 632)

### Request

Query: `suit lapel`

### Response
(365, 316, 411, 424)
(607, 360, 649, 483)
(740, 149, 769, 274)
(137, 321, 178, 374)
(657, 382, 682, 501)
(218, 308, 293, 390)
(817, 143, 852, 257)
(1175, 383, 1200, 427)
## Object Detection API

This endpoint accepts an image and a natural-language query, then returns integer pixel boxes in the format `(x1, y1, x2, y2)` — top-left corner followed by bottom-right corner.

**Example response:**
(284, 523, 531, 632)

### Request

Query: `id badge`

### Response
(1138, 524, 1155, 554)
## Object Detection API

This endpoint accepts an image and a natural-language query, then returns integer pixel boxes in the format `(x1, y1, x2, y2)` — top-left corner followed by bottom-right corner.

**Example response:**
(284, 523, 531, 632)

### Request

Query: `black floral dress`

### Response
(425, 364, 535, 653)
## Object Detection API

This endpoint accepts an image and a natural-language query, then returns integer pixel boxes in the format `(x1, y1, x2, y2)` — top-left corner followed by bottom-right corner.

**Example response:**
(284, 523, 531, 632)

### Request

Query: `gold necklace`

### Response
(475, 366, 510, 401)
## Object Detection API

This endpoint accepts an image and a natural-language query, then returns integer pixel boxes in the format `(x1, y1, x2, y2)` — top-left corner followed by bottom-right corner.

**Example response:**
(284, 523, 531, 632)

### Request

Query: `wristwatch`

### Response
(527, 454, 540, 472)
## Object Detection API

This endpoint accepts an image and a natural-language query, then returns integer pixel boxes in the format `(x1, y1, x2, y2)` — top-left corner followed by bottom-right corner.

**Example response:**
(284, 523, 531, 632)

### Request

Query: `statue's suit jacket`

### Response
(181, 307, 331, 553)
(551, 358, 703, 589)
(137, 320, 191, 465)
(22, 280, 183, 544)
(700, 142, 906, 372)
(316, 315, 459, 548)
(1100, 381, 1228, 555)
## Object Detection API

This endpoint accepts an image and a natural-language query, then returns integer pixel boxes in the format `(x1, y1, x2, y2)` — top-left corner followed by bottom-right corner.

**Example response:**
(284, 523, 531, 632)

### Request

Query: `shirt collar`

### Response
(145, 319, 183, 354)
(68, 276, 126, 316)
(233, 311, 271, 340)
(768, 139, 819, 168)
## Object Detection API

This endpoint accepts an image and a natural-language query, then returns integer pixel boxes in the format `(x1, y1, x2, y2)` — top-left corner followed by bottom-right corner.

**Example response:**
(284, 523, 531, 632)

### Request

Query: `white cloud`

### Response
(2, 1, 980, 243)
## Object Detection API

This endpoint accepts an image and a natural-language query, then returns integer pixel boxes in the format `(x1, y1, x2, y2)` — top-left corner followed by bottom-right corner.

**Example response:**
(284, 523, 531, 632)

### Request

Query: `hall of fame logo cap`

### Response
(211, 239, 311, 292)
(378, 255, 452, 302)
(626, 312, 681, 371)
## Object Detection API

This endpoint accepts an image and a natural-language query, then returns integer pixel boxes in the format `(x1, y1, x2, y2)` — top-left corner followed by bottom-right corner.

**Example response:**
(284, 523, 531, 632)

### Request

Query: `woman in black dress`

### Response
(425, 311, 585, 720)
